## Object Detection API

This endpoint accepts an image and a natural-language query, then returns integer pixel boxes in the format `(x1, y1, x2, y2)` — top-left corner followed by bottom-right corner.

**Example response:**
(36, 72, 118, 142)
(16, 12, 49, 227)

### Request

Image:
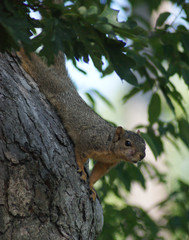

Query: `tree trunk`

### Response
(0, 52, 103, 240)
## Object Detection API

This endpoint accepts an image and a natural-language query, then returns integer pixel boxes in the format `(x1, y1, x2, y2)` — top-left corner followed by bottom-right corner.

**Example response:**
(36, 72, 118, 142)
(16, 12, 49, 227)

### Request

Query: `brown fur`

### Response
(18, 49, 146, 200)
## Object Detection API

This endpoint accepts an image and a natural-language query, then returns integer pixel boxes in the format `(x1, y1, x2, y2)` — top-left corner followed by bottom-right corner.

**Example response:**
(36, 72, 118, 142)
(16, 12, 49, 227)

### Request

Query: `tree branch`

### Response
(0, 52, 103, 239)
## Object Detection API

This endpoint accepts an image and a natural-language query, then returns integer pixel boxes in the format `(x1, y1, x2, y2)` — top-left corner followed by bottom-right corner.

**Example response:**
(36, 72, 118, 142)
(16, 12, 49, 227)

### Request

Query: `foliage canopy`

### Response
(1, 0, 189, 239)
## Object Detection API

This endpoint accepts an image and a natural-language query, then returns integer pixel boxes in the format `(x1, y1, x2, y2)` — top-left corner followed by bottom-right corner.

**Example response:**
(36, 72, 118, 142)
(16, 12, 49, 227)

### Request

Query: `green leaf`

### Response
(102, 64, 114, 77)
(181, 66, 189, 87)
(84, 5, 98, 17)
(168, 81, 187, 116)
(166, 123, 177, 137)
(78, 6, 87, 15)
(85, 92, 96, 110)
(148, 93, 161, 124)
(105, 40, 138, 86)
(122, 88, 141, 103)
(91, 89, 114, 109)
(160, 86, 175, 115)
(98, 5, 119, 28)
(127, 50, 146, 67)
(141, 133, 158, 159)
(145, 54, 169, 80)
(178, 118, 189, 147)
(115, 163, 146, 191)
(87, 5, 98, 15)
(141, 131, 163, 159)
(90, 54, 102, 70)
(183, 3, 189, 21)
(156, 12, 171, 27)
(94, 22, 113, 34)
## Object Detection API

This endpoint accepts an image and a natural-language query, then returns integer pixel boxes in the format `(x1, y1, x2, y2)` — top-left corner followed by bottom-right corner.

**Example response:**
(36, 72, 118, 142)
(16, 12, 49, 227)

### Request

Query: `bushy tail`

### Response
(17, 49, 72, 98)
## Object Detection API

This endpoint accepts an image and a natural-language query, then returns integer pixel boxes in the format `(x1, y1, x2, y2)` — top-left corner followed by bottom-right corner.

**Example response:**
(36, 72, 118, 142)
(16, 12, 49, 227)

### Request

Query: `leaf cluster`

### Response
(121, 2, 189, 158)
(97, 162, 189, 239)
(99, 203, 161, 240)
(97, 161, 167, 240)
(158, 180, 189, 239)
(1, 0, 147, 85)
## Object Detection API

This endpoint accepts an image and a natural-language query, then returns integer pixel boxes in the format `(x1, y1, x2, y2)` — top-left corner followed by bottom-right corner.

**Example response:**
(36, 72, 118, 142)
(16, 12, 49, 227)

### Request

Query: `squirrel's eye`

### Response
(125, 140, 132, 147)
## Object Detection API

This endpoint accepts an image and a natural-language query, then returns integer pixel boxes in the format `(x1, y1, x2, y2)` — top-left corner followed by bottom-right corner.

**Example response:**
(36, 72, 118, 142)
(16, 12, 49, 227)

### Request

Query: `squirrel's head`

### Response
(112, 126, 146, 163)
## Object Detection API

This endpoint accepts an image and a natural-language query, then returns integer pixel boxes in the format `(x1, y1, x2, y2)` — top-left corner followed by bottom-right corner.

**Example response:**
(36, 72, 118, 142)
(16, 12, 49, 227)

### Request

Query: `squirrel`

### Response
(18, 49, 146, 200)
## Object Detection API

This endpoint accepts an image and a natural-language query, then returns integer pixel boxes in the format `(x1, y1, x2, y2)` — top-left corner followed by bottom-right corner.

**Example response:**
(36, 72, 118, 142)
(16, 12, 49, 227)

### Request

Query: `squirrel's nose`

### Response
(139, 153, 145, 160)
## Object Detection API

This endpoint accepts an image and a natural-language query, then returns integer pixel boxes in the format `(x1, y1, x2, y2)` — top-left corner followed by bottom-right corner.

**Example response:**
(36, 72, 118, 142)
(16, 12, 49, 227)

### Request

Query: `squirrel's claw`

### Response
(90, 185, 97, 201)
(80, 172, 87, 181)
(77, 168, 87, 182)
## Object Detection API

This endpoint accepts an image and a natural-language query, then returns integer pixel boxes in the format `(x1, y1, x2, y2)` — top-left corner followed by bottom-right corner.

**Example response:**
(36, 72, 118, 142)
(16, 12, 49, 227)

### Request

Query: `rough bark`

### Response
(0, 52, 103, 240)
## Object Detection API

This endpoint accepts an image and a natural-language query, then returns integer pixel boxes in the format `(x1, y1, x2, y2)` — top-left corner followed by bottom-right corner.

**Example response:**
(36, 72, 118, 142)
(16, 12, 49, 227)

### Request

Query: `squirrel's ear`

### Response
(137, 130, 140, 135)
(113, 126, 125, 143)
